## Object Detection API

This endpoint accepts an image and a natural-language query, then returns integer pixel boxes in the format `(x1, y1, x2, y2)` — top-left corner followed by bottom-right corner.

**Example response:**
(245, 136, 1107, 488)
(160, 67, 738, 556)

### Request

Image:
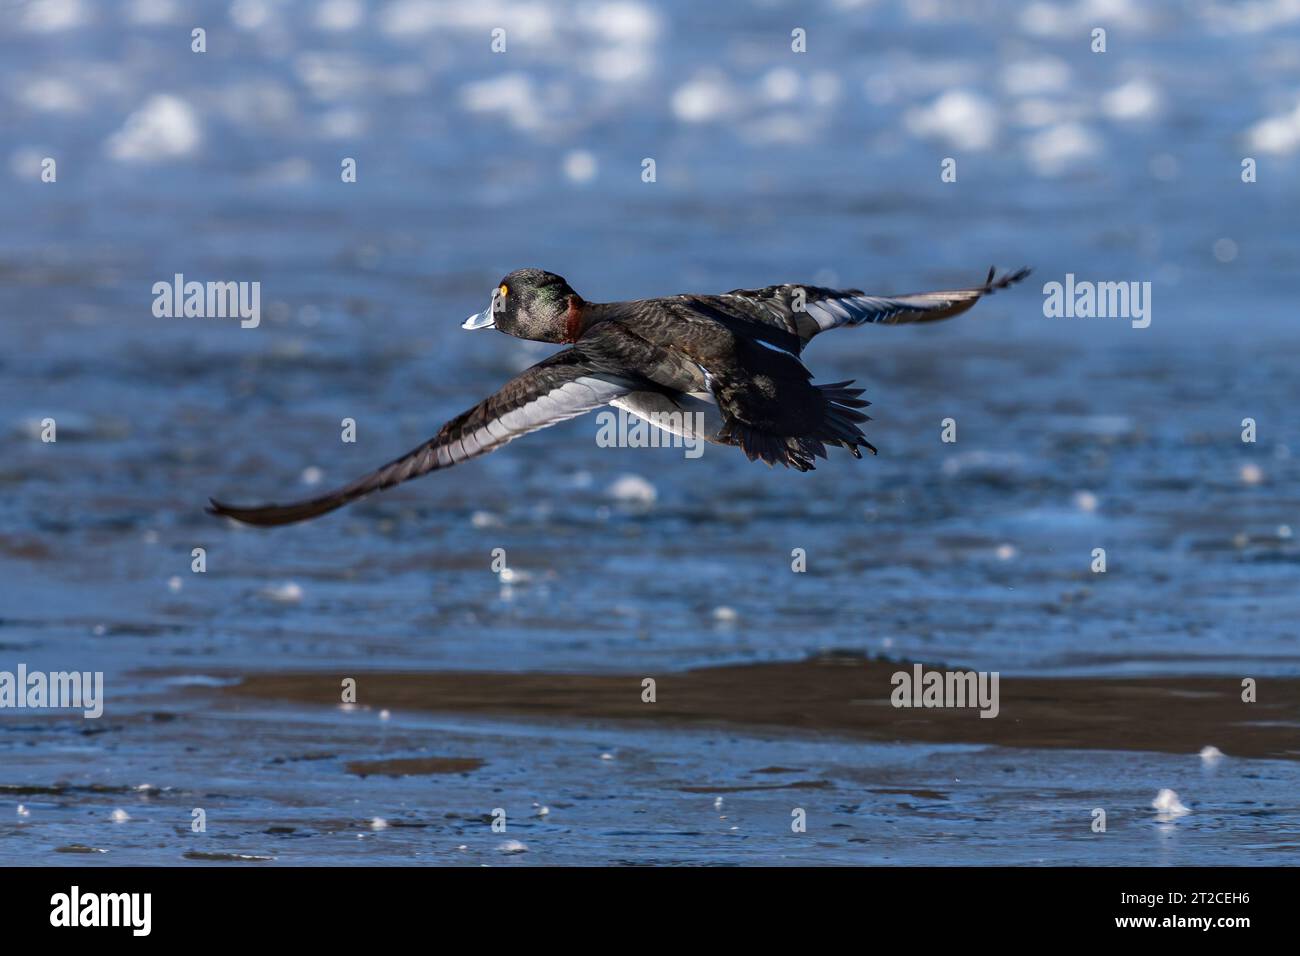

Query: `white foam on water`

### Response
(1024, 122, 1099, 176)
(230, 0, 273, 31)
(1001, 58, 1071, 96)
(607, 474, 657, 504)
(9, 148, 52, 181)
(904, 90, 998, 150)
(672, 71, 740, 124)
(1021, 0, 1149, 38)
(128, 0, 177, 25)
(17, 77, 85, 113)
(105, 95, 202, 162)
(941, 450, 1028, 478)
(761, 68, 801, 104)
(459, 73, 545, 133)
(563, 150, 598, 183)
(1202, 0, 1300, 33)
(315, 0, 364, 32)
(1073, 491, 1099, 513)
(294, 52, 368, 103)
(1245, 101, 1300, 154)
(162, 675, 241, 688)
(589, 46, 652, 83)
(318, 109, 367, 139)
(1152, 788, 1190, 818)
(20, 0, 88, 32)
(584, 1, 660, 44)
(808, 73, 840, 107)
(1102, 79, 1161, 121)
(261, 581, 304, 604)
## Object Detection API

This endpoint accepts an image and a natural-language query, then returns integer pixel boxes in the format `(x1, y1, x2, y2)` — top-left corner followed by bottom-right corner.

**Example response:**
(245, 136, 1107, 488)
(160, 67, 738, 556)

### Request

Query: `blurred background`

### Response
(1, 0, 1298, 865)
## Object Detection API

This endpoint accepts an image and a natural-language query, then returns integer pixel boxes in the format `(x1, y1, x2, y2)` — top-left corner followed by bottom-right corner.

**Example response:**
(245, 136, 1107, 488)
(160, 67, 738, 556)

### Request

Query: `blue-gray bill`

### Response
(462, 307, 495, 330)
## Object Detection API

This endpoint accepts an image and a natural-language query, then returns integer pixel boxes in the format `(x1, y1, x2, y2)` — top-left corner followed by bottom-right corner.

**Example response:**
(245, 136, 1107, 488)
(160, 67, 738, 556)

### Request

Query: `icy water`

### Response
(2, 0, 1300, 865)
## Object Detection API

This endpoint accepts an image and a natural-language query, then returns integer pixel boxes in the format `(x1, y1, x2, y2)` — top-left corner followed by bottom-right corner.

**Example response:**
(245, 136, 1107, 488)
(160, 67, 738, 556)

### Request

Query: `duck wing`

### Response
(720, 267, 1030, 350)
(208, 346, 641, 527)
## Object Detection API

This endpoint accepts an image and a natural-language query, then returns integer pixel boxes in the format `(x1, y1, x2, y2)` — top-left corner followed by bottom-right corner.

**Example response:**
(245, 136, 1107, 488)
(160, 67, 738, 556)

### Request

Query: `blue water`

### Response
(1, 0, 1298, 865)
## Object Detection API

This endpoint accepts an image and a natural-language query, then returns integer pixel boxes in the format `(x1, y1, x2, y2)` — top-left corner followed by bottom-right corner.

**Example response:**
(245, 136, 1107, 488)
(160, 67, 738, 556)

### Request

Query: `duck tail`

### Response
(816, 379, 877, 460)
(719, 379, 877, 471)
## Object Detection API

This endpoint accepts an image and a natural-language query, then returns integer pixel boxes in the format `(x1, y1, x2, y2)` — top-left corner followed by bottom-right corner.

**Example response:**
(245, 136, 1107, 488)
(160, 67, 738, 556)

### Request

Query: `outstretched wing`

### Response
(208, 349, 639, 527)
(721, 267, 1031, 351)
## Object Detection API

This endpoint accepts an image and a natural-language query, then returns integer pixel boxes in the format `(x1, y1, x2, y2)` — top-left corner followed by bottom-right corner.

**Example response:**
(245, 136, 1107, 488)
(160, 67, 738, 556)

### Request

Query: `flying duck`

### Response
(209, 266, 1029, 526)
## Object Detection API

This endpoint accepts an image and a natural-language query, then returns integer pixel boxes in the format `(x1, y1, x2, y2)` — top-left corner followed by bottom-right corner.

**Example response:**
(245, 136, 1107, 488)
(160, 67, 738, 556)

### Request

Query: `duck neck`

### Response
(563, 294, 602, 343)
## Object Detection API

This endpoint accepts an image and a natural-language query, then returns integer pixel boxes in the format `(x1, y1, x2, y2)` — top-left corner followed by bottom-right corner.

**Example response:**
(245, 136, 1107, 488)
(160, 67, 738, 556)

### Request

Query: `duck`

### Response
(209, 266, 1029, 526)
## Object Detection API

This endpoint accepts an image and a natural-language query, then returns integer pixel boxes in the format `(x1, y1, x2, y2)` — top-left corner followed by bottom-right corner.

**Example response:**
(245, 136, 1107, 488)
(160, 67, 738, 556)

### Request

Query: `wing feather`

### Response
(208, 350, 636, 527)
(722, 267, 1031, 348)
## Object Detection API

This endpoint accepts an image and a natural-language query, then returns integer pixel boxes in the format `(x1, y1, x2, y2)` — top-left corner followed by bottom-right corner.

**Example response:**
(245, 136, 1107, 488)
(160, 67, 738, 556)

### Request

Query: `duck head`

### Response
(462, 268, 585, 343)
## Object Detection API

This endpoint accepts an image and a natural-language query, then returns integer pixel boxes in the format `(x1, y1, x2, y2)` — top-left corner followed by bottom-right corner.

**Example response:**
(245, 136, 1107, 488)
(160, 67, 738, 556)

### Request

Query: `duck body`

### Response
(210, 266, 1029, 526)
(564, 296, 872, 467)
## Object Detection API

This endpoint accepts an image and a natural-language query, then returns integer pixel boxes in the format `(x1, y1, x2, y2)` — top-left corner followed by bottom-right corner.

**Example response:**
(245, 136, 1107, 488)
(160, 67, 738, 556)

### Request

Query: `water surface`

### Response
(1, 0, 1298, 865)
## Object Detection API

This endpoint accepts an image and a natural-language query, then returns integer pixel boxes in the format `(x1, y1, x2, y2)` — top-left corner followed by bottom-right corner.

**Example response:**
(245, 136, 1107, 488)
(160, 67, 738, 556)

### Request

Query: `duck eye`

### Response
(498, 284, 509, 298)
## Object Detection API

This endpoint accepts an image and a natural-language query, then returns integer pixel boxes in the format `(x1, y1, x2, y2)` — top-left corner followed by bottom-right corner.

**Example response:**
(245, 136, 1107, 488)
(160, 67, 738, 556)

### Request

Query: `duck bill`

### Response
(462, 307, 496, 330)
